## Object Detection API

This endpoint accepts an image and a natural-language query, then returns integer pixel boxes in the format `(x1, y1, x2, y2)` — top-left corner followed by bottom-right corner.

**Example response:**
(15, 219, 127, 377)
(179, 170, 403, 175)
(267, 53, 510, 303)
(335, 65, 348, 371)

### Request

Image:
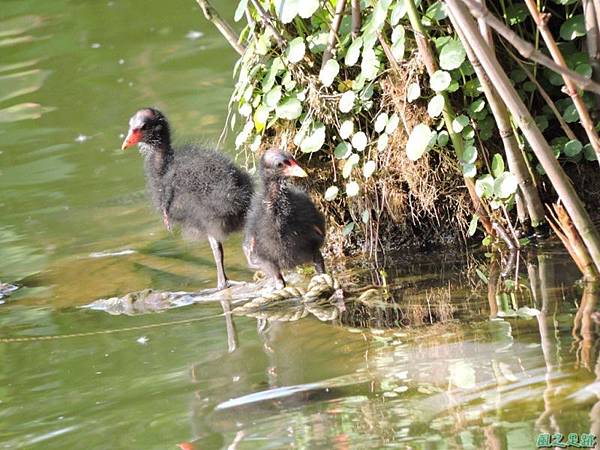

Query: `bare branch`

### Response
(322, 0, 347, 69)
(195, 0, 245, 56)
(351, 0, 361, 39)
(249, 0, 286, 48)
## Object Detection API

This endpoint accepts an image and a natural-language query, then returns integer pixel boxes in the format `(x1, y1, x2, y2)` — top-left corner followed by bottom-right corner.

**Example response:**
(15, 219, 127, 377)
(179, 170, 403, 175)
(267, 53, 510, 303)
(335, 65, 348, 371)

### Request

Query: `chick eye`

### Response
(277, 162, 284, 168)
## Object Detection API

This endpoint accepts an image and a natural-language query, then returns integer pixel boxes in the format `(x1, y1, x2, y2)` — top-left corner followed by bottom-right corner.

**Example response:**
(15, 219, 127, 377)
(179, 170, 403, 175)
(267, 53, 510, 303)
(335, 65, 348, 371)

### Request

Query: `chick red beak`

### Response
(282, 160, 308, 177)
(121, 128, 142, 150)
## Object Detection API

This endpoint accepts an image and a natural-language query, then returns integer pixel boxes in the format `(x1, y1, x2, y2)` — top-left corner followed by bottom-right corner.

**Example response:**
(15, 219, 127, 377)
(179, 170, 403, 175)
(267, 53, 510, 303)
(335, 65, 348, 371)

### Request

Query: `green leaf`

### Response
(319, 59, 339, 87)
(346, 181, 360, 197)
(342, 222, 355, 236)
(391, 26, 405, 61)
(564, 139, 583, 156)
(361, 209, 370, 224)
(351, 131, 368, 151)
(275, 98, 302, 120)
(406, 123, 433, 161)
(494, 172, 518, 198)
(339, 91, 356, 113)
(425, 1, 447, 21)
(324, 186, 339, 201)
(475, 174, 494, 198)
(264, 86, 282, 110)
(286, 37, 306, 63)
(452, 115, 469, 133)
(406, 82, 421, 102)
(342, 153, 360, 178)
(467, 98, 485, 116)
(437, 130, 449, 146)
(462, 144, 477, 164)
(427, 94, 445, 117)
(430, 70, 451, 92)
(505, 4, 528, 25)
(345, 37, 363, 66)
(375, 113, 389, 133)
(340, 120, 354, 139)
(363, 160, 376, 178)
(300, 123, 326, 153)
(563, 104, 579, 122)
(560, 15, 586, 41)
(360, 48, 380, 80)
(491, 153, 504, 178)
(462, 162, 476, 178)
(334, 142, 352, 159)
(439, 39, 466, 71)
(274, 0, 299, 23)
(468, 214, 479, 237)
(584, 143, 598, 161)
(385, 114, 400, 134)
(253, 104, 269, 132)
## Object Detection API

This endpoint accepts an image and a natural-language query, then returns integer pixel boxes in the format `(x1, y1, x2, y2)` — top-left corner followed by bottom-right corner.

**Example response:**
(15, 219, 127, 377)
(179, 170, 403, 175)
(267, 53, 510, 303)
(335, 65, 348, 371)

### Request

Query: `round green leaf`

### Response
(339, 91, 356, 113)
(274, 0, 299, 23)
(407, 82, 421, 102)
(427, 94, 445, 117)
(346, 181, 360, 197)
(340, 120, 354, 139)
(564, 139, 583, 157)
(391, 25, 405, 61)
(452, 115, 469, 133)
(462, 144, 477, 164)
(253, 104, 269, 132)
(298, 0, 319, 18)
(462, 162, 476, 178)
(320, 59, 339, 87)
(491, 153, 504, 178)
(264, 86, 282, 110)
(342, 153, 359, 178)
(494, 172, 518, 198)
(360, 48, 380, 80)
(324, 186, 339, 201)
(286, 37, 306, 63)
(334, 142, 352, 159)
(475, 174, 494, 198)
(406, 123, 433, 161)
(377, 133, 388, 151)
(234, 0, 248, 22)
(351, 131, 368, 151)
(584, 143, 598, 161)
(300, 123, 326, 153)
(560, 15, 586, 41)
(437, 130, 449, 146)
(430, 70, 451, 92)
(276, 98, 302, 120)
(391, 0, 408, 25)
(439, 39, 466, 71)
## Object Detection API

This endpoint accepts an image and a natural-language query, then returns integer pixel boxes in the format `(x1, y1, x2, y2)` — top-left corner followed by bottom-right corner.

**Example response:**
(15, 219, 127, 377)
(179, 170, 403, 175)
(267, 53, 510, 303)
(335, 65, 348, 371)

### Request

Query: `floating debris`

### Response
(186, 30, 204, 40)
(0, 282, 19, 303)
(136, 336, 149, 345)
(88, 249, 136, 258)
(75, 134, 89, 143)
(90, 42, 101, 49)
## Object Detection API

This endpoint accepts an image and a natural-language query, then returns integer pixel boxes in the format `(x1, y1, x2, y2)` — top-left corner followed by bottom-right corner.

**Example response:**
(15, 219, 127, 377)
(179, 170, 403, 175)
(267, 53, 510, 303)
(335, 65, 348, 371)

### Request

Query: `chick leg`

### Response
(313, 250, 326, 274)
(208, 235, 229, 290)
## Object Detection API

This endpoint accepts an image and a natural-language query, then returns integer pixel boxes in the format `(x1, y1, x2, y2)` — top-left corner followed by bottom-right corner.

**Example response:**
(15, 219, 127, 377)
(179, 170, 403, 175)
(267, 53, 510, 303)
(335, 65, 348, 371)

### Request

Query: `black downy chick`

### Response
(121, 108, 253, 290)
(244, 148, 326, 289)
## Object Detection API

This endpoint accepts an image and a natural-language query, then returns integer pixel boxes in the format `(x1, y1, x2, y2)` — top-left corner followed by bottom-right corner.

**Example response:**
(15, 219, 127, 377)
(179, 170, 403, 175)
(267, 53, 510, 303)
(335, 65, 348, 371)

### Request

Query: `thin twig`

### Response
(351, 0, 361, 39)
(249, 0, 286, 48)
(446, 0, 600, 273)
(524, 0, 600, 165)
(322, 0, 347, 69)
(460, 0, 600, 96)
(195, 0, 245, 55)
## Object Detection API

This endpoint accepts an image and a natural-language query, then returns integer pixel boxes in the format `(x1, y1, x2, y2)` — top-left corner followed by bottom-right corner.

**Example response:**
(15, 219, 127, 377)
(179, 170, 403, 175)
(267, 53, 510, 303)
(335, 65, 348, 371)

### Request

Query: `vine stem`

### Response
(524, 0, 600, 166)
(460, 0, 600, 97)
(405, 0, 494, 236)
(446, 0, 600, 273)
(195, 0, 245, 55)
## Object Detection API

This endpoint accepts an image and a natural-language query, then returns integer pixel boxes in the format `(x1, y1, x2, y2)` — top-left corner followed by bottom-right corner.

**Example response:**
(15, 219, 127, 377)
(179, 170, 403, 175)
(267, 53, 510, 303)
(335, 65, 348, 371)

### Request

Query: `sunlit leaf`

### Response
(342, 222, 355, 236)
(319, 59, 339, 87)
(560, 15, 586, 40)
(274, 0, 299, 23)
(339, 90, 356, 112)
(462, 144, 477, 164)
(406, 123, 433, 161)
(437, 130, 449, 146)
(377, 133, 389, 151)
(425, 1, 447, 21)
(386, 113, 400, 134)
(264, 86, 282, 110)
(390, 0, 408, 25)
(439, 39, 466, 70)
(468, 213, 479, 237)
(298, 0, 319, 18)
(564, 139, 583, 157)
(427, 94, 444, 117)
(351, 131, 368, 151)
(491, 153, 504, 178)
(452, 115, 469, 133)
(340, 120, 354, 139)
(234, 0, 248, 22)
(363, 160, 376, 178)
(407, 82, 421, 102)
(253, 104, 269, 132)
(475, 174, 494, 198)
(346, 181, 360, 197)
(345, 37, 363, 66)
(324, 186, 339, 201)
(430, 70, 451, 92)
(334, 141, 352, 159)
(286, 37, 306, 63)
(360, 48, 380, 80)
(374, 113, 389, 133)
(494, 172, 518, 198)
(300, 123, 326, 153)
(275, 97, 302, 119)
(391, 25, 405, 61)
(462, 162, 476, 177)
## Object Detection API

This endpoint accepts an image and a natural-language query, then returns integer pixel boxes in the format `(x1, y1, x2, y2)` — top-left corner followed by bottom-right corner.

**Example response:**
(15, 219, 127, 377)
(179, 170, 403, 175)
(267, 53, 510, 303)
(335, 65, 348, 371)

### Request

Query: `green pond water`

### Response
(1, 1, 600, 449)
